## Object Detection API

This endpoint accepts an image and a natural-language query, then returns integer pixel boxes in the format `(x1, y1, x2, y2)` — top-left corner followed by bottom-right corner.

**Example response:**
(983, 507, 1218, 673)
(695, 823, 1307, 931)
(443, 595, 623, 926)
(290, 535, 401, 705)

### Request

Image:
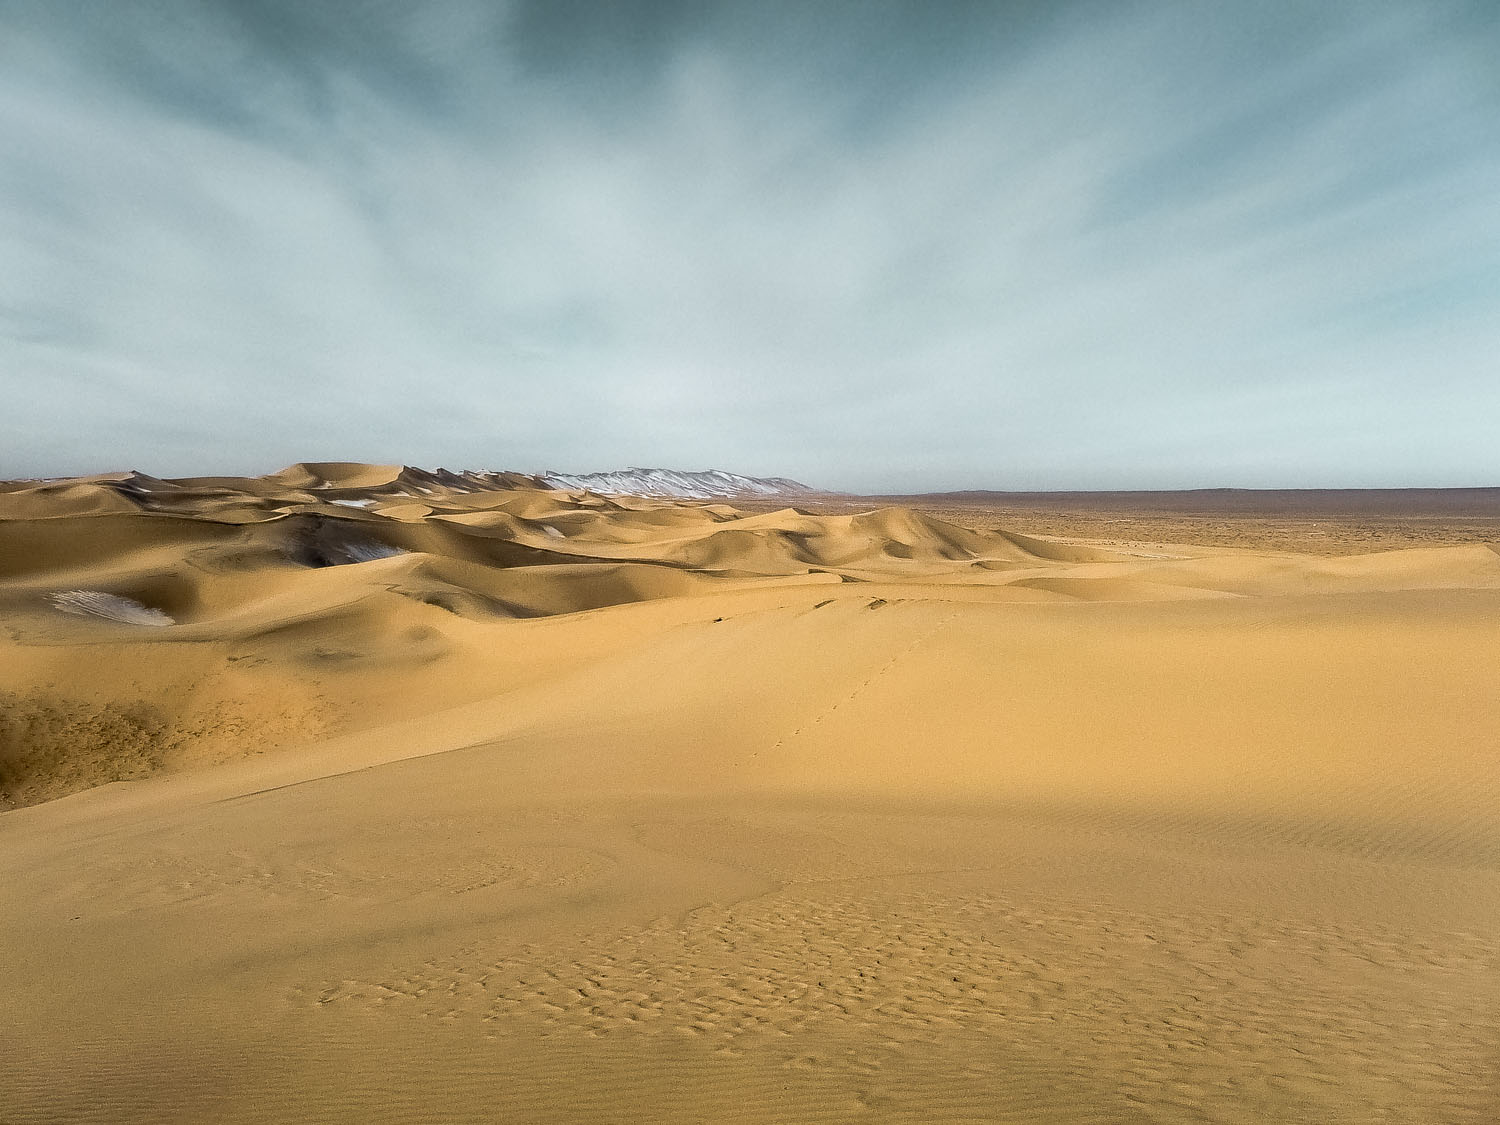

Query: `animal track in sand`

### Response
(770, 606, 958, 751)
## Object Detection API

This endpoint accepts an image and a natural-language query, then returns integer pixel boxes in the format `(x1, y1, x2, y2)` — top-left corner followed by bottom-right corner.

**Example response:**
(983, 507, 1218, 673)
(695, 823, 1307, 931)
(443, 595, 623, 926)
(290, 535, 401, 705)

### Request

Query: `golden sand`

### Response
(2, 464, 1497, 1122)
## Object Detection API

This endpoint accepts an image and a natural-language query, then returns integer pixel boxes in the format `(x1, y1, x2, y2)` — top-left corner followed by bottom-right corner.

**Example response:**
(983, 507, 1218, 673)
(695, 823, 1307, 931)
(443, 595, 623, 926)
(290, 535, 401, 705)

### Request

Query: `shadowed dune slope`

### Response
(2, 467, 1499, 1123)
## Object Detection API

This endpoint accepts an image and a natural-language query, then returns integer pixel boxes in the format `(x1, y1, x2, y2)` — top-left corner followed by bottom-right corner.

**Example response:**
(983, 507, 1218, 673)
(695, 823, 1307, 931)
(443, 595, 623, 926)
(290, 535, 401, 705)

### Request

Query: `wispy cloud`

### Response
(2, 0, 1497, 487)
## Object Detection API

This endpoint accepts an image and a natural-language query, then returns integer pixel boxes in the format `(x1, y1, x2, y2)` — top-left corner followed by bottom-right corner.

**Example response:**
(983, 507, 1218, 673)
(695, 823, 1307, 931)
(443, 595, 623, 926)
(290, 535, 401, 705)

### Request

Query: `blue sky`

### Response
(2, 0, 1497, 489)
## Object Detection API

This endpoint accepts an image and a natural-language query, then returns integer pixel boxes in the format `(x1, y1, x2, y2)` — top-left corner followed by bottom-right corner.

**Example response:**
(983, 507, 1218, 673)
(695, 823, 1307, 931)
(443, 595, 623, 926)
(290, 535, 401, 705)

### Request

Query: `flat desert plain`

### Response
(2, 464, 1498, 1123)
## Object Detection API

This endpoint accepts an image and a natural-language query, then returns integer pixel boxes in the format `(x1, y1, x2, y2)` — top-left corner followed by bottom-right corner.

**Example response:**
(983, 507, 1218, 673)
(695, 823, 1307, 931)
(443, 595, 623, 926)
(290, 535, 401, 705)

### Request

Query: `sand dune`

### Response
(1, 467, 1498, 1122)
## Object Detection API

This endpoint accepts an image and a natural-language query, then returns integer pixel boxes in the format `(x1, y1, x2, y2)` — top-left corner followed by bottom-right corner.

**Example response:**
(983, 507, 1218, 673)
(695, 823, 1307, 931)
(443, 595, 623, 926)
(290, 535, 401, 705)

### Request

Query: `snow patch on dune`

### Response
(340, 541, 407, 563)
(50, 591, 174, 626)
(541, 468, 815, 500)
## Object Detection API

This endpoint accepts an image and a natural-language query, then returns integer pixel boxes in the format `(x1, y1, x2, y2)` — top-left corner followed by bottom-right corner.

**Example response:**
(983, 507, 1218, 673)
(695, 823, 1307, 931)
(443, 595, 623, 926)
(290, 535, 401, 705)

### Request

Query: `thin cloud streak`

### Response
(1, 1, 1497, 488)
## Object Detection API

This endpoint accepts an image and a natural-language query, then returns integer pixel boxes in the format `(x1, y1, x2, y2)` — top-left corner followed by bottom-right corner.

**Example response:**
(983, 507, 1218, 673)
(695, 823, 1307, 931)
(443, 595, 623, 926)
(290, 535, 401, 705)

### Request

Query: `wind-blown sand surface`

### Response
(2, 464, 1498, 1122)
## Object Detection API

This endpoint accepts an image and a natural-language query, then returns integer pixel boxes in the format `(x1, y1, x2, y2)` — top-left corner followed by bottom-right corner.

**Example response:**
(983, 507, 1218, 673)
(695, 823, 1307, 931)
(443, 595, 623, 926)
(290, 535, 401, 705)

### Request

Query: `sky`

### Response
(1, 0, 1497, 491)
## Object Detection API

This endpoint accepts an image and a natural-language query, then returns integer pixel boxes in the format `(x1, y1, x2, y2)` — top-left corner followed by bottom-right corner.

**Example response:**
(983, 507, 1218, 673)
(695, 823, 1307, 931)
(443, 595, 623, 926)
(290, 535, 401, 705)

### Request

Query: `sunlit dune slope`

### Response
(2, 466, 1499, 1123)
(5, 465, 1497, 809)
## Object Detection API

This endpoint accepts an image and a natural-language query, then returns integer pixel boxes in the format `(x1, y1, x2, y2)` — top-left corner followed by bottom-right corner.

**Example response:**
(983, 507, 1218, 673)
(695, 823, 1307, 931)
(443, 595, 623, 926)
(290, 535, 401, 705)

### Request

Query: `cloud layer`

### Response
(2, 0, 1497, 488)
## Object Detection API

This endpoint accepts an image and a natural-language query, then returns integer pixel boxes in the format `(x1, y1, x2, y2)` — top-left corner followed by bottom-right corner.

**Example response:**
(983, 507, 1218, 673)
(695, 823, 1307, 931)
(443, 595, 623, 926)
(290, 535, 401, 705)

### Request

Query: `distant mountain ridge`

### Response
(539, 467, 816, 499)
(1, 463, 821, 503)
